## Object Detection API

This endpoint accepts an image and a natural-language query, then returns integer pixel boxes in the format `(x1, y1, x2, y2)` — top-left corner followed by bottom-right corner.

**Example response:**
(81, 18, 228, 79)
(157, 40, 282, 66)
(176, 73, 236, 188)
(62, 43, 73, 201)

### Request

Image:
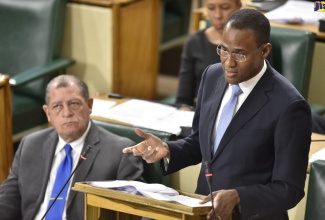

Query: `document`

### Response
(264, 0, 325, 24)
(87, 180, 211, 207)
(91, 99, 116, 117)
(92, 99, 194, 135)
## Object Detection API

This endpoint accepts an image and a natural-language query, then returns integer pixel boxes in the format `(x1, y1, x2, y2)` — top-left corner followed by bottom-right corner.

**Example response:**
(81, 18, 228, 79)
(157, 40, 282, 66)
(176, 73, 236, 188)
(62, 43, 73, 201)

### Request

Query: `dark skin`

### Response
(123, 24, 271, 220)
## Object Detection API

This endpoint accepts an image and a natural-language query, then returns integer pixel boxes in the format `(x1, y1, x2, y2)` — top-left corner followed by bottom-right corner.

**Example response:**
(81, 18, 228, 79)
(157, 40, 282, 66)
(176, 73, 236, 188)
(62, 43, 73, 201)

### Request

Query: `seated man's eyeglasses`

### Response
(216, 44, 264, 62)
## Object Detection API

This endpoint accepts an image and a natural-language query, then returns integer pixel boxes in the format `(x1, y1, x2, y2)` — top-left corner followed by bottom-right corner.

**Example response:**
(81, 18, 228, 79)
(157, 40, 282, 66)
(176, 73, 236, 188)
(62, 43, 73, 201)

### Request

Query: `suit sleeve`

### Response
(0, 143, 23, 219)
(116, 139, 144, 182)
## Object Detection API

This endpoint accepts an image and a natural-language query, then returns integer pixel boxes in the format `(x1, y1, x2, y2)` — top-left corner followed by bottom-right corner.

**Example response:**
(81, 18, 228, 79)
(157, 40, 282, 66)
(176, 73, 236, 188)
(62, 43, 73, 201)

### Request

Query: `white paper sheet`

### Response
(96, 99, 194, 135)
(265, 0, 325, 24)
(91, 99, 116, 117)
(86, 180, 211, 207)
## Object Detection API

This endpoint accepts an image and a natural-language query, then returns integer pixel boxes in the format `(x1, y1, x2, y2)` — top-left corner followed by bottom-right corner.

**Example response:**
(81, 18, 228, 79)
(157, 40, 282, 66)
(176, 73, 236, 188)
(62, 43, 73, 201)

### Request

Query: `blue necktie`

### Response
(46, 144, 73, 220)
(213, 84, 242, 155)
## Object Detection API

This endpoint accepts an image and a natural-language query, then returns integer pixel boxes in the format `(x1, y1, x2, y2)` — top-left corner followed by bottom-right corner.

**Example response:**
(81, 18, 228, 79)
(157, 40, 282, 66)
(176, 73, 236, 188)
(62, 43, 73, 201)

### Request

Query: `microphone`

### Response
(204, 161, 216, 220)
(41, 145, 93, 220)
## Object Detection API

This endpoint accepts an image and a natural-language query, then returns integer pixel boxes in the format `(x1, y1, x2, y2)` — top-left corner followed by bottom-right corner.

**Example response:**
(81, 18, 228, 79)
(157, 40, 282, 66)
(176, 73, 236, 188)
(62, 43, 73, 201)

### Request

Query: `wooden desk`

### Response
(91, 96, 131, 126)
(73, 182, 211, 220)
(63, 0, 160, 100)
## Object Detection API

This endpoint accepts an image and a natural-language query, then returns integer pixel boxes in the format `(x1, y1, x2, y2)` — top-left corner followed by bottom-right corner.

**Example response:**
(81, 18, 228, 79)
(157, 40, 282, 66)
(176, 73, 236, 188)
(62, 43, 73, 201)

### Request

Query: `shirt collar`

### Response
(56, 121, 91, 155)
(238, 60, 267, 94)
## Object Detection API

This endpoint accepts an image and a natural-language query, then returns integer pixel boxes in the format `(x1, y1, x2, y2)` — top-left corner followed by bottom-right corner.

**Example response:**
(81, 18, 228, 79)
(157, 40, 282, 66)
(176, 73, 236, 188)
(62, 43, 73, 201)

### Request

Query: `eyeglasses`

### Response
(216, 44, 264, 62)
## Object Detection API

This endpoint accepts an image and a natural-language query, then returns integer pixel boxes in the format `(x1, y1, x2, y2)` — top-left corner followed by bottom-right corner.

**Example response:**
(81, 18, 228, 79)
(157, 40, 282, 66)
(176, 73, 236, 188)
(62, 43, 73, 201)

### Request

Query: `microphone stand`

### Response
(41, 145, 93, 220)
(204, 161, 217, 220)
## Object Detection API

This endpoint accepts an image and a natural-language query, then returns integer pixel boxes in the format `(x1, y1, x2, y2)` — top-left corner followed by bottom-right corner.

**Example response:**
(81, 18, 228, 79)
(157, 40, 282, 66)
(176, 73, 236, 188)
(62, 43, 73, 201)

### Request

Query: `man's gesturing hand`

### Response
(122, 128, 170, 163)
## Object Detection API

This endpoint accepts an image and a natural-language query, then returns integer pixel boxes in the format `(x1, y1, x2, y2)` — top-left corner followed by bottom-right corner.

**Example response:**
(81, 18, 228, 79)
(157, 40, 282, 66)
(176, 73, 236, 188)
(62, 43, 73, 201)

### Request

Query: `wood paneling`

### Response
(113, 0, 159, 100)
(0, 74, 13, 184)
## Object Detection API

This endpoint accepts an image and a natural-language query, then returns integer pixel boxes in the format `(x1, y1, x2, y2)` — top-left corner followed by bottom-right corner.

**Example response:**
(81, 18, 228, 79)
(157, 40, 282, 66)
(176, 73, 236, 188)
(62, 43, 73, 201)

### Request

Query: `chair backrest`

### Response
(0, 0, 67, 100)
(270, 27, 315, 99)
(305, 160, 325, 220)
(0, 74, 13, 184)
(92, 119, 177, 186)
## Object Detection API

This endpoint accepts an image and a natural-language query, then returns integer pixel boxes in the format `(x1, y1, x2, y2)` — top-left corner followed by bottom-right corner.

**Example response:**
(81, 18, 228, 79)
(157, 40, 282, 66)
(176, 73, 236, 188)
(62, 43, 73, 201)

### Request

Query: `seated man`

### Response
(0, 75, 144, 220)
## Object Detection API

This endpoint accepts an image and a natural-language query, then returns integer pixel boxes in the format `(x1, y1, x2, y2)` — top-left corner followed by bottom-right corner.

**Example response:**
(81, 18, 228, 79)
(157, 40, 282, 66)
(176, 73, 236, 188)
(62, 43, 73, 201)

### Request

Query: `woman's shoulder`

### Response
(186, 29, 208, 44)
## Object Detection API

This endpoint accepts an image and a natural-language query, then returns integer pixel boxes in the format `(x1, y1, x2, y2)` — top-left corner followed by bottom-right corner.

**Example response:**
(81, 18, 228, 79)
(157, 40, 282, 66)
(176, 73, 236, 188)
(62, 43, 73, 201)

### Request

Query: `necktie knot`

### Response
(231, 84, 242, 97)
(64, 144, 72, 155)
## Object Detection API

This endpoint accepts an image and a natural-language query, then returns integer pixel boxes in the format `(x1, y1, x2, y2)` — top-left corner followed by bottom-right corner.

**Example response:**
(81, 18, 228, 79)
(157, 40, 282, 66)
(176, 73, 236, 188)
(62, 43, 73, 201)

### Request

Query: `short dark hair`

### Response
(45, 75, 89, 104)
(225, 8, 270, 47)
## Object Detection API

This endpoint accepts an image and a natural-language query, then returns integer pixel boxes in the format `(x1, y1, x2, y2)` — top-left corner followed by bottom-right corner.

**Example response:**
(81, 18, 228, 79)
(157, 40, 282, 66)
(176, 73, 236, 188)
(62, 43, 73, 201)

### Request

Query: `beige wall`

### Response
(62, 3, 113, 97)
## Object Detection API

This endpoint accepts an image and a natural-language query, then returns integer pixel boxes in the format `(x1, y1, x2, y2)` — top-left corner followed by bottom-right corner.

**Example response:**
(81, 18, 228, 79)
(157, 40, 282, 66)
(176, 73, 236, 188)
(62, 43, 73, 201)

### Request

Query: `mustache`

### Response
(224, 68, 237, 72)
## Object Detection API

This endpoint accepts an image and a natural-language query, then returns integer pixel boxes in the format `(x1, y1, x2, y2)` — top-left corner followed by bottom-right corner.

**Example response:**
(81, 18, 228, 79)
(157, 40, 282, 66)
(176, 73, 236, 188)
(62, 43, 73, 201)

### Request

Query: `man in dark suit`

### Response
(0, 75, 144, 220)
(123, 9, 311, 220)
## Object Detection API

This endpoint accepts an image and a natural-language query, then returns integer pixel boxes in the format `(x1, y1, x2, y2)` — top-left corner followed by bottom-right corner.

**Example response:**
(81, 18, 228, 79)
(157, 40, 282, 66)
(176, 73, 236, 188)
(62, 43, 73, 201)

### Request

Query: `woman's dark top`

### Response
(176, 29, 220, 107)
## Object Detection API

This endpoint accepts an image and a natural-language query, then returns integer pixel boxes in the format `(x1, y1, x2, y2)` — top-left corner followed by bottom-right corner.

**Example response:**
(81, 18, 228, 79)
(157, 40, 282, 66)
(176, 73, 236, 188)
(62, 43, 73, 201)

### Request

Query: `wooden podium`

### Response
(72, 182, 211, 220)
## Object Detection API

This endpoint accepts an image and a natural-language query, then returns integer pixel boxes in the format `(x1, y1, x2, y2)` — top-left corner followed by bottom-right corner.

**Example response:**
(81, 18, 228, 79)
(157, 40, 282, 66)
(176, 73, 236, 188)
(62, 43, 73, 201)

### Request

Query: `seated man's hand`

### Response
(122, 128, 170, 163)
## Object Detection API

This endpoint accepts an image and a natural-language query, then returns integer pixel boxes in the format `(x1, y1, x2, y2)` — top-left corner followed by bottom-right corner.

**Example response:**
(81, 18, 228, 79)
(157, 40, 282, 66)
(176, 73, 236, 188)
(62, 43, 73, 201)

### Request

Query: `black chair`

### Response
(161, 0, 192, 43)
(0, 0, 75, 136)
(270, 27, 325, 115)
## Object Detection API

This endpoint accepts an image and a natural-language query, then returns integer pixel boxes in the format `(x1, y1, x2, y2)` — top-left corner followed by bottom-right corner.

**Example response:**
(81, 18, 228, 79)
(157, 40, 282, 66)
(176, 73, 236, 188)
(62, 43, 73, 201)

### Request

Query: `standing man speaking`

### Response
(124, 9, 311, 220)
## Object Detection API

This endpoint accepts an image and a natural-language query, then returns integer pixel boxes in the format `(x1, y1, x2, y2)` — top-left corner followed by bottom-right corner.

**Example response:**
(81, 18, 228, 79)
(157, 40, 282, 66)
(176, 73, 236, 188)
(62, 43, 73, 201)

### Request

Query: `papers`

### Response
(87, 180, 211, 207)
(265, 0, 325, 24)
(88, 180, 179, 196)
(91, 99, 116, 117)
(92, 99, 194, 135)
(309, 148, 325, 162)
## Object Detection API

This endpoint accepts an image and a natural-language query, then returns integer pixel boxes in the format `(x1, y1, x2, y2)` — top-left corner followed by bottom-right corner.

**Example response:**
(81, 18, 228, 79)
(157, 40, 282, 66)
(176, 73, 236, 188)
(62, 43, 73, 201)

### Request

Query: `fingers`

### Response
(199, 194, 212, 204)
(134, 128, 150, 139)
(123, 141, 147, 154)
(122, 146, 133, 153)
(206, 190, 239, 220)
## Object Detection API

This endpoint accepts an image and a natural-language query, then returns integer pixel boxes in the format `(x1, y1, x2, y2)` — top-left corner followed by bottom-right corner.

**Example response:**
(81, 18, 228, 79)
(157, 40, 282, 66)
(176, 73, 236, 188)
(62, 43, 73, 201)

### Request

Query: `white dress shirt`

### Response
(212, 61, 267, 146)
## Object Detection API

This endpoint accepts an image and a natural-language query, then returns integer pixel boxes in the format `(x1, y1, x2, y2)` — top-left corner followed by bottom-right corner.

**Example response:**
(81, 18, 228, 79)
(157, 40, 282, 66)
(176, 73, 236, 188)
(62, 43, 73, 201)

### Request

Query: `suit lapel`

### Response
(208, 78, 228, 156)
(212, 68, 274, 160)
(34, 130, 58, 212)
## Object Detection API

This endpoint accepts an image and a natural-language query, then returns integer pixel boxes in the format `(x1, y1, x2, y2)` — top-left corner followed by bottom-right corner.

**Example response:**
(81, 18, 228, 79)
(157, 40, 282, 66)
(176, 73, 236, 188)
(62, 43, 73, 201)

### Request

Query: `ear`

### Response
(88, 98, 93, 114)
(262, 43, 272, 59)
(43, 105, 51, 123)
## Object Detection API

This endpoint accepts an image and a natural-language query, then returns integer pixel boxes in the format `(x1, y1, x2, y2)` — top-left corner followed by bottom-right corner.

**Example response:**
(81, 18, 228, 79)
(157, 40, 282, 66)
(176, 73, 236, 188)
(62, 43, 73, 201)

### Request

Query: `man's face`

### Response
(219, 26, 270, 84)
(43, 83, 93, 143)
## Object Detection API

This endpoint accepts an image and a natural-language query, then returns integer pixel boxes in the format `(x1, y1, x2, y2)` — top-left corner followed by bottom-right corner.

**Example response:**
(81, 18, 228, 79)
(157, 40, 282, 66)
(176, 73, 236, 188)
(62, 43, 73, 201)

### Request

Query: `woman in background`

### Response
(176, 0, 242, 110)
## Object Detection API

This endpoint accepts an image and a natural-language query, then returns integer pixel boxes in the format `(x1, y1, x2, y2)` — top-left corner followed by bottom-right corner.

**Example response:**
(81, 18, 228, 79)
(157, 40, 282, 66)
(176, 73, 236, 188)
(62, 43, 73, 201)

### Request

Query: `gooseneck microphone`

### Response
(41, 145, 93, 220)
(204, 161, 217, 220)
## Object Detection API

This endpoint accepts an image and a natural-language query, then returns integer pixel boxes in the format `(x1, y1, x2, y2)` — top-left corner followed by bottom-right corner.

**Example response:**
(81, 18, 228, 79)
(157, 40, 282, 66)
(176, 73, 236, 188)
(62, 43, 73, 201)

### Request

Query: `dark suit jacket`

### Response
(0, 121, 144, 220)
(163, 62, 311, 220)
